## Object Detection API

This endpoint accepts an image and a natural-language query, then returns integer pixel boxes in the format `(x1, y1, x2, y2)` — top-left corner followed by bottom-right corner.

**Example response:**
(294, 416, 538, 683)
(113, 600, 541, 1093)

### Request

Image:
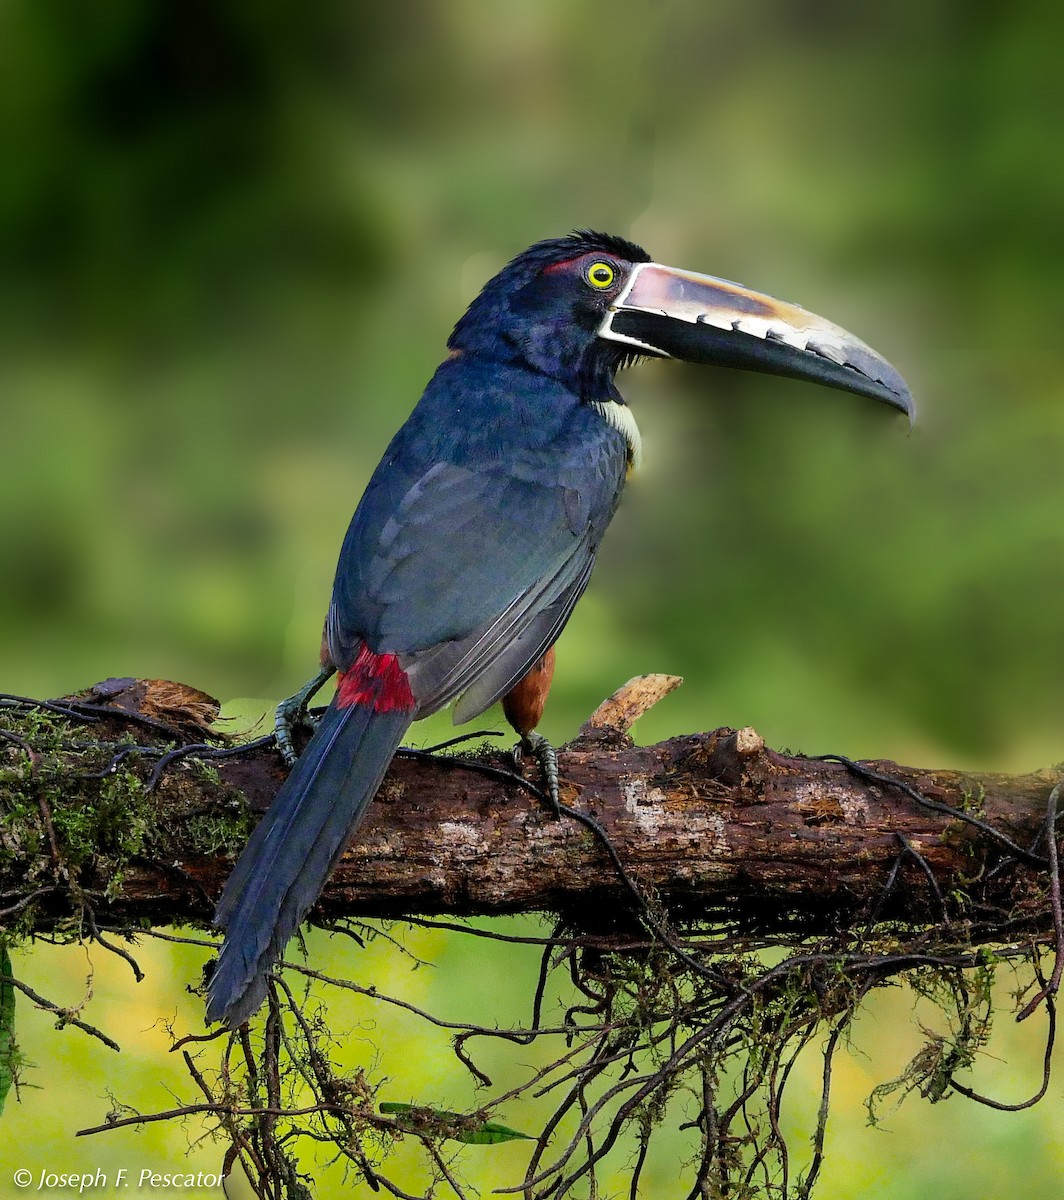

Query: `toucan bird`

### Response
(207, 230, 914, 1027)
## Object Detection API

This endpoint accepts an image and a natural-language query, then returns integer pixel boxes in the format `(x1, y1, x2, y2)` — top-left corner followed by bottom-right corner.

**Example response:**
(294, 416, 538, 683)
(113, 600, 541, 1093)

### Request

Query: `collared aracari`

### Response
(207, 230, 913, 1026)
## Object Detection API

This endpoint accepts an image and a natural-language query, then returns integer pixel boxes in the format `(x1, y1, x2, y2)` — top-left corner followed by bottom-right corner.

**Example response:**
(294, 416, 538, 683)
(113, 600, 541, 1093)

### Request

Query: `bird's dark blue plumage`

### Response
(328, 354, 628, 663)
(208, 232, 641, 1026)
(208, 229, 914, 1027)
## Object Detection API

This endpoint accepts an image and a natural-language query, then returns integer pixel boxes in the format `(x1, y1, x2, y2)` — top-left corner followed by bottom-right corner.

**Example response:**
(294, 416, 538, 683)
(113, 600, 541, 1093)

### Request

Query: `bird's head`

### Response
(449, 230, 914, 421)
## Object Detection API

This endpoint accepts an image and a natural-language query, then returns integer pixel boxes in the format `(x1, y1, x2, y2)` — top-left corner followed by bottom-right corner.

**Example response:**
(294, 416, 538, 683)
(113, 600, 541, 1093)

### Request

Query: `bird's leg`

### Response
(502, 649, 560, 814)
(274, 667, 335, 766)
(514, 730, 561, 815)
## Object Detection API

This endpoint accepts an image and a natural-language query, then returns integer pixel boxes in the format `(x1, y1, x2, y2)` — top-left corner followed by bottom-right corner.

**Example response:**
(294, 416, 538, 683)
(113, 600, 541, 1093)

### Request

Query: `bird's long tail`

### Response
(207, 697, 412, 1027)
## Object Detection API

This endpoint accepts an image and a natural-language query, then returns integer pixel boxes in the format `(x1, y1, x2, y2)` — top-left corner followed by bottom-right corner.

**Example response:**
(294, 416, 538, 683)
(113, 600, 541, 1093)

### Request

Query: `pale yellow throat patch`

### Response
(592, 399, 642, 473)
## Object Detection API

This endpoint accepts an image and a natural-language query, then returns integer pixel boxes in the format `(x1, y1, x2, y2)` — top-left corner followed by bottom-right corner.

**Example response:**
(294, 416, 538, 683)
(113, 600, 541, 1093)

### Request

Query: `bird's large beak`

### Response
(599, 261, 914, 421)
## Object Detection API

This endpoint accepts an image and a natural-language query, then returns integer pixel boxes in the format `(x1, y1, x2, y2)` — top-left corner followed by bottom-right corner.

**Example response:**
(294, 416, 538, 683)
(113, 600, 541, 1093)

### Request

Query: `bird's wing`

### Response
(329, 463, 586, 654)
(408, 538, 595, 718)
(326, 436, 625, 714)
(446, 563, 590, 723)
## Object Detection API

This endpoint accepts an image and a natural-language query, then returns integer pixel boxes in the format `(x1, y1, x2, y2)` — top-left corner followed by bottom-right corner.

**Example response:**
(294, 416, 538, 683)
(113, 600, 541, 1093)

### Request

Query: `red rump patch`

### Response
(337, 643, 417, 713)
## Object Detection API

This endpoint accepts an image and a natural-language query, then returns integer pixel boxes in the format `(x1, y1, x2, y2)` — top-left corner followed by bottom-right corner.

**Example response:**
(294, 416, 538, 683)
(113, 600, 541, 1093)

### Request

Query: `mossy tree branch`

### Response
(0, 677, 1059, 945)
(3, 677, 1062, 1200)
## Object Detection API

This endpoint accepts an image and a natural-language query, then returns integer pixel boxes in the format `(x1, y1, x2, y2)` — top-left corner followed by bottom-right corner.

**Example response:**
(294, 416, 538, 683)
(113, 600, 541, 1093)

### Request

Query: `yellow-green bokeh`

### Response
(2, 1, 1063, 1195)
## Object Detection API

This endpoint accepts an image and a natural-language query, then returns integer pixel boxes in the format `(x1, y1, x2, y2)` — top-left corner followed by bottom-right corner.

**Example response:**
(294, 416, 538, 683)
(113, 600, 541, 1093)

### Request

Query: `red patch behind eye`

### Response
(337, 642, 416, 713)
(542, 254, 585, 275)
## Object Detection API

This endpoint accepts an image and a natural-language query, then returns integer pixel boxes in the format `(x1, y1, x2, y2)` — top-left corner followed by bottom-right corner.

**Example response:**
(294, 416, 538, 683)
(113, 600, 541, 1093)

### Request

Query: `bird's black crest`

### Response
(514, 230, 651, 271)
(564, 229, 651, 264)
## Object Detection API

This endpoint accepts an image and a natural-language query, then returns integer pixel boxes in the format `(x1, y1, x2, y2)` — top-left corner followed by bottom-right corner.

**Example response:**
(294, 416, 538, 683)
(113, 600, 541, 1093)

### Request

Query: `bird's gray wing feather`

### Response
(409, 542, 595, 718)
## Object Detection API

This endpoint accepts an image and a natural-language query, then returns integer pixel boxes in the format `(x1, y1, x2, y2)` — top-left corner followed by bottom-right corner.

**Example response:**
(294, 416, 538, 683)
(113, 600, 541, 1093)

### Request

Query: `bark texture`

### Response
(0, 677, 1057, 938)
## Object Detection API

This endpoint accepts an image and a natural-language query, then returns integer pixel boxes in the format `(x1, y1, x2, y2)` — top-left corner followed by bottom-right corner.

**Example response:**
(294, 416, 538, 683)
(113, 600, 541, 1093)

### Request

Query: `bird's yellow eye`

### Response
(586, 261, 615, 289)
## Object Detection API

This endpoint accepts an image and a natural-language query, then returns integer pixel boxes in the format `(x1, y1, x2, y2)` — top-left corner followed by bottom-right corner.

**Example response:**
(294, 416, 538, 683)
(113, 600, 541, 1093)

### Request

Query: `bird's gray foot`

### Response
(513, 730, 561, 816)
(274, 668, 335, 767)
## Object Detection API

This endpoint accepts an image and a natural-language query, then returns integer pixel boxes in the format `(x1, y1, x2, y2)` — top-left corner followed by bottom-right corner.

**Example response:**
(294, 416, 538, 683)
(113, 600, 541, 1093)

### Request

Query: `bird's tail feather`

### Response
(207, 700, 411, 1027)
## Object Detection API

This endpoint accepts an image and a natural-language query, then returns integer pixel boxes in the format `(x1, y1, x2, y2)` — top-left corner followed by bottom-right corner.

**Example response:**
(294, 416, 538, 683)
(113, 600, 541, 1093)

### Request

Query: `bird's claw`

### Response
(274, 668, 334, 767)
(513, 731, 561, 816)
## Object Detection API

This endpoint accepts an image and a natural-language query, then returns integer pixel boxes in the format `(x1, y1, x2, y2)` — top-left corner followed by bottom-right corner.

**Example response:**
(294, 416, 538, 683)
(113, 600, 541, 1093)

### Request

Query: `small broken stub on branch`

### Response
(734, 726, 765, 757)
(580, 673, 683, 736)
(66, 678, 222, 739)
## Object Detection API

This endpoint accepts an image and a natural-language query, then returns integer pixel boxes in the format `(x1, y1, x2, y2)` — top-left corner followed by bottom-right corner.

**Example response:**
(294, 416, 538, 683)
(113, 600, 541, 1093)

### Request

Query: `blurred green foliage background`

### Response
(2, 1, 1064, 1196)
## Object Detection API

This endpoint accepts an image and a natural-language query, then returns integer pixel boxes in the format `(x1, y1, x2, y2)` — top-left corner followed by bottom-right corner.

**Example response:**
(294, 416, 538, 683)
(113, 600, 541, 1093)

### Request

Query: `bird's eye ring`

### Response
(586, 261, 615, 289)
